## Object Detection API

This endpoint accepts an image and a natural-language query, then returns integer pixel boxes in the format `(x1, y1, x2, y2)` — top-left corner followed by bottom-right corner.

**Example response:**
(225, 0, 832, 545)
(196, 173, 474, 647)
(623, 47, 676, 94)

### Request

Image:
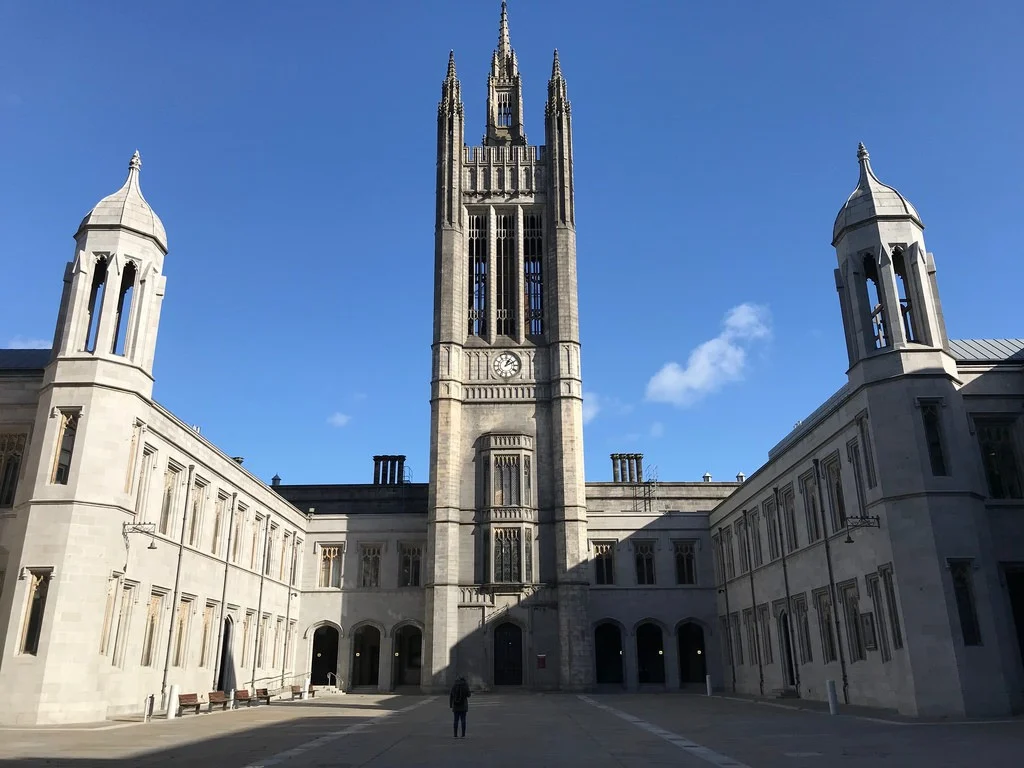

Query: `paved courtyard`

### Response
(0, 692, 1022, 767)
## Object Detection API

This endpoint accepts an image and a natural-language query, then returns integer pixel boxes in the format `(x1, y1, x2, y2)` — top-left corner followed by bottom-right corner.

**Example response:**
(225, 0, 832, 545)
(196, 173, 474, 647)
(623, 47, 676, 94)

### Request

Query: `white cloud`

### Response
(650, 421, 665, 438)
(326, 412, 351, 428)
(5, 336, 51, 349)
(582, 391, 600, 424)
(646, 303, 771, 407)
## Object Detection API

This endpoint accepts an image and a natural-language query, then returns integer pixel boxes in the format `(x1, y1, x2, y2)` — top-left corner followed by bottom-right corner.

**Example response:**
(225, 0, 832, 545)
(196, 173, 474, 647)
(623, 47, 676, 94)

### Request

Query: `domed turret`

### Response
(76, 151, 167, 252)
(833, 143, 922, 246)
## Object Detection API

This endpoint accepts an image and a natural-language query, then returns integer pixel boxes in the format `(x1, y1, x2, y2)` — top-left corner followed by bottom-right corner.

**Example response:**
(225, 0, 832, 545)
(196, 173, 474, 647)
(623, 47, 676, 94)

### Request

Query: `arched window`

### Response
(84, 256, 109, 353)
(112, 261, 137, 355)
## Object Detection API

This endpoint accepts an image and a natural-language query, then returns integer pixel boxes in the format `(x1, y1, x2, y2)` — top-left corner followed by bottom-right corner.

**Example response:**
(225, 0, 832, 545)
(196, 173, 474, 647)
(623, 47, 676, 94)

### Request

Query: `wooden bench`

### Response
(290, 685, 316, 699)
(208, 690, 230, 711)
(255, 688, 272, 705)
(234, 689, 253, 707)
(178, 693, 201, 716)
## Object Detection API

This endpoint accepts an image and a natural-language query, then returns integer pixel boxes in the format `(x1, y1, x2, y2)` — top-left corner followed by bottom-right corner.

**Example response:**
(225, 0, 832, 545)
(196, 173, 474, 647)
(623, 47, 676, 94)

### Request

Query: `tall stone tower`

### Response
(424, 2, 593, 691)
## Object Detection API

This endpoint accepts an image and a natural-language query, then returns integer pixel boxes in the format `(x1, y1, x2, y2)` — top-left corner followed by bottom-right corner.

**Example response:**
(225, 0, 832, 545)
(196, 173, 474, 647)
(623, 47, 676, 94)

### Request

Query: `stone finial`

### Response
(129, 149, 142, 172)
(552, 48, 562, 79)
(857, 142, 869, 161)
(447, 49, 457, 79)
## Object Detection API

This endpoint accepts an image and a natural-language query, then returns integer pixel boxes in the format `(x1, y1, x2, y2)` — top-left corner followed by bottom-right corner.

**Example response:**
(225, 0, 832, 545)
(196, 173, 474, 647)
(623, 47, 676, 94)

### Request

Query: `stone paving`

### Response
(0, 692, 1021, 767)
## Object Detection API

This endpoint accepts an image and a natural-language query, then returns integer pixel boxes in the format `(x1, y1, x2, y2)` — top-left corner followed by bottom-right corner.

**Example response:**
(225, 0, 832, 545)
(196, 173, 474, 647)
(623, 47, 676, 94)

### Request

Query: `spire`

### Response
(498, 1, 511, 63)
(439, 50, 462, 116)
(833, 143, 923, 245)
(552, 48, 562, 80)
(492, 0, 517, 78)
(129, 149, 142, 173)
(446, 49, 457, 80)
(547, 49, 570, 117)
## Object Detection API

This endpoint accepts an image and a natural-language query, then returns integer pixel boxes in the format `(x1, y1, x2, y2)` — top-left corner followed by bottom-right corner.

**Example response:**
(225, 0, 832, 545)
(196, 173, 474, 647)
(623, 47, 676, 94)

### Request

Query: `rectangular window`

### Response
(879, 564, 904, 649)
(467, 213, 488, 336)
(523, 456, 532, 506)
(494, 528, 522, 582)
(525, 527, 533, 583)
(634, 541, 656, 585)
(749, 510, 763, 567)
(158, 464, 181, 536)
(673, 540, 697, 585)
(140, 591, 164, 667)
(793, 594, 813, 664)
(257, 614, 270, 667)
(251, 515, 264, 570)
(800, 472, 822, 542)
(780, 486, 799, 552)
(593, 541, 613, 585)
(824, 459, 847, 532)
(495, 213, 515, 335)
(847, 439, 867, 517)
(814, 589, 837, 663)
(857, 415, 878, 488)
(0, 433, 27, 507)
(232, 506, 246, 563)
(273, 617, 283, 667)
(976, 418, 1023, 499)
(736, 519, 750, 574)
(722, 527, 735, 580)
(743, 609, 757, 665)
(730, 613, 744, 666)
(211, 493, 228, 555)
(757, 604, 773, 664)
(188, 481, 206, 548)
(51, 410, 80, 485)
(20, 569, 52, 655)
(199, 603, 216, 667)
(720, 616, 732, 665)
(135, 446, 156, 517)
(711, 534, 724, 585)
(949, 560, 982, 646)
(524, 212, 544, 336)
(111, 581, 136, 667)
(241, 610, 254, 667)
(400, 544, 422, 587)
(360, 544, 382, 587)
(840, 581, 866, 661)
(763, 498, 781, 561)
(265, 524, 278, 576)
(921, 402, 948, 476)
(866, 574, 892, 661)
(861, 612, 878, 651)
(280, 532, 291, 581)
(492, 455, 521, 507)
(172, 597, 192, 667)
(320, 545, 343, 588)
(292, 540, 303, 586)
(99, 576, 119, 655)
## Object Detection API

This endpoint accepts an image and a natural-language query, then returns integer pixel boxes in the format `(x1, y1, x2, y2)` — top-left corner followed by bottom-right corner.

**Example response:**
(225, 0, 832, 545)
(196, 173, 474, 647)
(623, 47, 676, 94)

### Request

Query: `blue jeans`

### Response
(453, 710, 466, 736)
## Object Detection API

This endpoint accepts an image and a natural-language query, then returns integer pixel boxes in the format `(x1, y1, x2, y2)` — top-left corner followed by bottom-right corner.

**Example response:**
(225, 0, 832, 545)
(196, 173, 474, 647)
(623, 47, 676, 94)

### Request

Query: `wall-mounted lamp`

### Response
(123, 521, 158, 571)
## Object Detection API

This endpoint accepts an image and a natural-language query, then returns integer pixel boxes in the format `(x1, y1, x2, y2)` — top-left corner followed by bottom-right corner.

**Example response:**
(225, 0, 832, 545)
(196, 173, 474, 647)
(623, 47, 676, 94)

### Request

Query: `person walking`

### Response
(449, 675, 471, 738)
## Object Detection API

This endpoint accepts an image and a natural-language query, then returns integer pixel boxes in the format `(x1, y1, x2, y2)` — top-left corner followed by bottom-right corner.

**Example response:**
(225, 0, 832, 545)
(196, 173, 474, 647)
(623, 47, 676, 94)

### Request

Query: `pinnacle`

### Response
(447, 49, 457, 79)
(552, 48, 562, 79)
(129, 149, 142, 172)
(857, 142, 869, 160)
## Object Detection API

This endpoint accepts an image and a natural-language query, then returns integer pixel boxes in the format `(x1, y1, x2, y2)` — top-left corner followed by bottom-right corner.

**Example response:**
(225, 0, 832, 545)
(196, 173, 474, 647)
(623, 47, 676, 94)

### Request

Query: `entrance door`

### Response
(636, 623, 665, 685)
(677, 622, 706, 685)
(392, 625, 423, 688)
(352, 626, 381, 687)
(493, 622, 523, 685)
(595, 623, 624, 685)
(1006, 568, 1024, 672)
(216, 618, 235, 692)
(310, 625, 340, 686)
(779, 612, 797, 688)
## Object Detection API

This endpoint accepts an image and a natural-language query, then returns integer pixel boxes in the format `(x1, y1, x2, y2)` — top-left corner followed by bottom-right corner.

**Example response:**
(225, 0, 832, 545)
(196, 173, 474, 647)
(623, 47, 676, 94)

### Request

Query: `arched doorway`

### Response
(779, 611, 797, 688)
(594, 623, 624, 685)
(352, 625, 381, 687)
(493, 622, 523, 685)
(216, 617, 236, 692)
(310, 625, 340, 686)
(677, 622, 706, 685)
(392, 625, 423, 688)
(636, 622, 665, 685)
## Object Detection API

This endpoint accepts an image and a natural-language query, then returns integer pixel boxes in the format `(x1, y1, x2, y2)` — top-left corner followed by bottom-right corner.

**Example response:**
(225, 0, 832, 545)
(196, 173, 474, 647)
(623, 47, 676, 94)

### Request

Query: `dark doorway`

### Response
(352, 625, 381, 687)
(494, 622, 523, 685)
(779, 612, 797, 688)
(1005, 568, 1024, 673)
(636, 622, 665, 685)
(595, 623, 624, 685)
(392, 625, 423, 688)
(216, 617, 235, 692)
(677, 622, 706, 685)
(310, 625, 340, 686)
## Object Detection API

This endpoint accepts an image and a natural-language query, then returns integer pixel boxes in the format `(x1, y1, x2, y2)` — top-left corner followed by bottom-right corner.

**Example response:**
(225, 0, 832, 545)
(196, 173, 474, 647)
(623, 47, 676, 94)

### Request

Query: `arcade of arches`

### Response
(308, 622, 424, 691)
(595, 620, 707, 688)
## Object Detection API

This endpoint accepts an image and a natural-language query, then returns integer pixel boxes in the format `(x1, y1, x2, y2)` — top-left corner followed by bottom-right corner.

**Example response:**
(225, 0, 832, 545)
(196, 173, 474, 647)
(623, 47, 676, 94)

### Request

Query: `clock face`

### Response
(493, 352, 521, 378)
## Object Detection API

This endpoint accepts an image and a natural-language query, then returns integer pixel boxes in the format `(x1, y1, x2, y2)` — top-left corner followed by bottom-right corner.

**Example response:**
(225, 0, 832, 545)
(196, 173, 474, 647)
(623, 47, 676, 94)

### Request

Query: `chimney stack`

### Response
(271, 474, 281, 487)
(610, 453, 645, 483)
(373, 455, 407, 485)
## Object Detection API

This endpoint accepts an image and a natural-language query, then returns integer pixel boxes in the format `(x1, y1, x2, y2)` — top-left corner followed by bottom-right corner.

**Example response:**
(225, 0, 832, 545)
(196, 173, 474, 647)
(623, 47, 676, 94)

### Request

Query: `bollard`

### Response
(705, 674, 713, 696)
(144, 694, 155, 723)
(166, 684, 180, 720)
(826, 679, 838, 715)
(229, 689, 235, 710)
(301, 676, 310, 701)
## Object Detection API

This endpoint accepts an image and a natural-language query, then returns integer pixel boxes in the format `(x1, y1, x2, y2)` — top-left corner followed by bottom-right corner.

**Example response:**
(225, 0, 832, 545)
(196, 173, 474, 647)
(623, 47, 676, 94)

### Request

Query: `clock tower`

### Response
(424, 2, 593, 691)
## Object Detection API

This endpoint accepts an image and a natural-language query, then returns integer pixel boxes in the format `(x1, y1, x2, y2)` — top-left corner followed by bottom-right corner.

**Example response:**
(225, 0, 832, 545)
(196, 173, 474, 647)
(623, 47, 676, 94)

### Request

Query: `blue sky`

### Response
(1, 1, 1022, 486)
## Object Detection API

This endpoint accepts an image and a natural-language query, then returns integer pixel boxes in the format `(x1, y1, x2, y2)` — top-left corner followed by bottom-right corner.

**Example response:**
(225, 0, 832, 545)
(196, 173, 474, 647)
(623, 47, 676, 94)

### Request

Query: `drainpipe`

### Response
(161, 464, 195, 701)
(717, 528, 736, 693)
(250, 514, 272, 692)
(211, 492, 237, 691)
(813, 458, 849, 705)
(742, 509, 764, 696)
(281, 537, 298, 688)
(773, 486, 800, 693)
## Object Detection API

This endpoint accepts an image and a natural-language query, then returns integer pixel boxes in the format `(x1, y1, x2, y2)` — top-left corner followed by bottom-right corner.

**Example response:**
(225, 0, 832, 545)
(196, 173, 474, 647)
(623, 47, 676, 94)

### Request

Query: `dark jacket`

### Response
(449, 679, 471, 712)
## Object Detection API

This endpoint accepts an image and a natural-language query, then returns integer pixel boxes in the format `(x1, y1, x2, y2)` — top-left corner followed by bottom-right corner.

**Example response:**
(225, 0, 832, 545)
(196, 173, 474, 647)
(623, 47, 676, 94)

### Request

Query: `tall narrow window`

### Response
(524, 213, 543, 336)
(711, 534, 724, 585)
(840, 582, 866, 661)
(866, 574, 892, 662)
(824, 459, 847, 531)
(730, 613, 744, 665)
(0, 433, 26, 507)
(141, 591, 164, 667)
(51, 410, 80, 485)
(211, 493, 228, 555)
(273, 618, 283, 666)
(280, 532, 291, 581)
(814, 589, 837, 663)
(743, 609, 757, 665)
(749, 510, 763, 568)
(879, 565, 904, 650)
(497, 91, 512, 127)
(84, 256, 109, 353)
(265, 525, 278, 576)
(241, 611, 254, 667)
(524, 527, 533, 583)
(492, 455, 520, 507)
(720, 616, 733, 665)
(847, 440, 867, 516)
(976, 419, 1023, 499)
(467, 214, 488, 336)
(99, 576, 118, 655)
(257, 614, 270, 667)
(800, 473, 822, 542)
(159, 465, 180, 536)
(495, 213, 515, 335)
(494, 528, 522, 582)
(764, 498, 781, 561)
(863, 254, 888, 349)
(891, 247, 917, 342)
(251, 515, 264, 570)
(949, 560, 982, 646)
(780, 486, 799, 552)
(594, 542, 615, 585)
(523, 456, 532, 506)
(319, 546, 343, 588)
(674, 540, 697, 585)
(232, 507, 246, 563)
(112, 261, 137, 355)
(111, 581, 135, 667)
(20, 570, 51, 655)
(400, 544, 422, 587)
(172, 597, 192, 666)
(360, 545, 382, 587)
(722, 526, 735, 580)
(199, 603, 216, 667)
(757, 604, 774, 664)
(135, 446, 155, 517)
(857, 415, 878, 488)
(793, 594, 813, 663)
(735, 519, 750, 573)
(188, 482, 206, 547)
(918, 402, 948, 476)
(634, 541, 656, 585)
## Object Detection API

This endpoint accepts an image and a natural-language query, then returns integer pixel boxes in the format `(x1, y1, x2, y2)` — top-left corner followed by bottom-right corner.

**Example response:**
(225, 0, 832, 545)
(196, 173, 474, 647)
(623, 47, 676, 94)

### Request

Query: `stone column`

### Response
(665, 629, 681, 691)
(338, 634, 353, 691)
(612, 455, 621, 483)
(378, 633, 394, 693)
(623, 630, 639, 692)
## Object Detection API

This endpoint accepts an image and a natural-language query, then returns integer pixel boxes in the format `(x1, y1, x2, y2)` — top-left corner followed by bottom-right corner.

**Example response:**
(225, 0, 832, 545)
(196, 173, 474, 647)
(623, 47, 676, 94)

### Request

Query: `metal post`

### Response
(166, 683, 180, 720)
(705, 674, 713, 696)
(826, 679, 839, 715)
